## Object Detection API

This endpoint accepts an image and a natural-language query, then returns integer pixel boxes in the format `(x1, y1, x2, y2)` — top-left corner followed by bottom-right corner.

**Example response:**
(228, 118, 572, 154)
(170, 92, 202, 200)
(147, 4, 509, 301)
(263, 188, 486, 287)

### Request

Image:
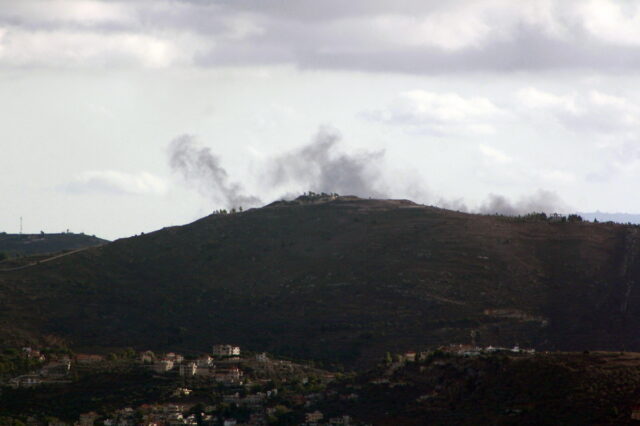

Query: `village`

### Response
(2, 344, 362, 426)
(8, 342, 640, 425)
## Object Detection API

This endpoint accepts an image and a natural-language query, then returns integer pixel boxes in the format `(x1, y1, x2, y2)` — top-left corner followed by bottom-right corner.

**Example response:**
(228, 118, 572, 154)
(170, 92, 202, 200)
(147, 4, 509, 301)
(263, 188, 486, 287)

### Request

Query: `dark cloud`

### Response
(168, 135, 261, 209)
(189, 2, 640, 74)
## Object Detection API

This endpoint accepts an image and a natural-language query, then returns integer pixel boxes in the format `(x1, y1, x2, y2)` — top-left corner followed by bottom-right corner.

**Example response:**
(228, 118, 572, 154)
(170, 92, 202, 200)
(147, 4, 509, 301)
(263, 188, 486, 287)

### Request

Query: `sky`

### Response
(2, 0, 640, 240)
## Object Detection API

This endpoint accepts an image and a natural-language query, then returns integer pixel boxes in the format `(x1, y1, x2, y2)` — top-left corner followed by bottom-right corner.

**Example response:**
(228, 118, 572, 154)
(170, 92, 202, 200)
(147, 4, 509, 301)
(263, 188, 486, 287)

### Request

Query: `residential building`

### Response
(165, 353, 184, 363)
(214, 367, 243, 383)
(329, 416, 351, 425)
(196, 355, 213, 367)
(179, 362, 197, 377)
(41, 360, 71, 377)
(212, 344, 240, 357)
(305, 411, 323, 423)
(153, 360, 174, 373)
(139, 351, 155, 363)
(404, 351, 417, 362)
(9, 375, 41, 388)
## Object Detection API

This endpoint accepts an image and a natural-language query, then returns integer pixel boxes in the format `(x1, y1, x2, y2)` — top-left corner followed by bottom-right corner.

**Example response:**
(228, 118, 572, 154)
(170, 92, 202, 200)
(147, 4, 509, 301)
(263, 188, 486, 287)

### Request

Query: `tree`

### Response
(568, 214, 583, 223)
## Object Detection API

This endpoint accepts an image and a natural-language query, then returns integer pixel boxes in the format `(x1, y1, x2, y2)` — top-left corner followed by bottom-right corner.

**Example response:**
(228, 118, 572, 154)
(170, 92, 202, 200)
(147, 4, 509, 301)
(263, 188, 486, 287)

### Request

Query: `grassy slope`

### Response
(0, 197, 639, 368)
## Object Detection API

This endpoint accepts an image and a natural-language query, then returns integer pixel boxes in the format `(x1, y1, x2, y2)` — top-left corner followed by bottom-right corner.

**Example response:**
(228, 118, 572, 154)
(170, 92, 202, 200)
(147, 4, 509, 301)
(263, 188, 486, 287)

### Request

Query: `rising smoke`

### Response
(268, 127, 387, 198)
(477, 190, 568, 216)
(168, 135, 261, 209)
(168, 129, 569, 216)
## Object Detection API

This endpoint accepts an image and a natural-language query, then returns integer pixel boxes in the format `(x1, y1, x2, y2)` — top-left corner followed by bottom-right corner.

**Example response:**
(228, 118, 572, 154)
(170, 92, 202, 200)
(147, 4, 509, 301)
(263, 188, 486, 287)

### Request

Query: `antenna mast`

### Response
(20, 217, 22, 234)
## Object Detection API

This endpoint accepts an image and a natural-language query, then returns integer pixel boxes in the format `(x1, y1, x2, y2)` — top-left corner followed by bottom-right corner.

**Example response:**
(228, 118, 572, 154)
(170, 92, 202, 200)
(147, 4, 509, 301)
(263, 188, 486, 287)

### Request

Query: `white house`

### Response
(196, 355, 213, 367)
(212, 345, 240, 357)
(153, 360, 174, 373)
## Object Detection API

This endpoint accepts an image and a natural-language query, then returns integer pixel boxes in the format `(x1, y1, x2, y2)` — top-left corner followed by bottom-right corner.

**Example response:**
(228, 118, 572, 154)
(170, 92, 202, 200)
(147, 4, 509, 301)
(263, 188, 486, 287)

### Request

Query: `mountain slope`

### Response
(1, 196, 639, 368)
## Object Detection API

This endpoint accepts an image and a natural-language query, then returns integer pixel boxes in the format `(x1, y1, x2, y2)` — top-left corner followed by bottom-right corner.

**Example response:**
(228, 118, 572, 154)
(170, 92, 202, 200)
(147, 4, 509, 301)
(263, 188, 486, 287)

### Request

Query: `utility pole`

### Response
(20, 217, 22, 234)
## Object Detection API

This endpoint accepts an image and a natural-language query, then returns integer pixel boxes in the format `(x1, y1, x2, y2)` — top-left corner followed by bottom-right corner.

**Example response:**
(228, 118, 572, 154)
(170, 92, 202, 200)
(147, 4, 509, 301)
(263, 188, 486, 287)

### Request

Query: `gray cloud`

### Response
(169, 134, 261, 209)
(5, 1, 640, 73)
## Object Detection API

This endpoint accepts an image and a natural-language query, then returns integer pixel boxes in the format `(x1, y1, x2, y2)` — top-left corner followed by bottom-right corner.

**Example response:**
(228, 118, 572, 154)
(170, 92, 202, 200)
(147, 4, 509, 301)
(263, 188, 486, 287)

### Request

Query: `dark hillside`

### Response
(322, 351, 640, 425)
(1, 197, 639, 368)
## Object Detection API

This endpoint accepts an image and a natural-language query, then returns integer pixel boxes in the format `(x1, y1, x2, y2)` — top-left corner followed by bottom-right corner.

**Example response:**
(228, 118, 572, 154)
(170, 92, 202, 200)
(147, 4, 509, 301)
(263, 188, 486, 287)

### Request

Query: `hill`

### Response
(0, 232, 108, 259)
(1, 196, 640, 368)
(317, 350, 640, 425)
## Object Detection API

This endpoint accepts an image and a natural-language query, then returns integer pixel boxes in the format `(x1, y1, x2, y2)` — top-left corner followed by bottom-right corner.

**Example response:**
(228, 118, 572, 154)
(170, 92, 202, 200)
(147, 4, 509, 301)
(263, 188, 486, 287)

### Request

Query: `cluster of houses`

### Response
(8, 347, 72, 388)
(81, 404, 354, 426)
(146, 345, 244, 385)
(76, 405, 205, 426)
(6, 345, 247, 389)
(76, 405, 253, 426)
(303, 411, 352, 426)
(387, 344, 537, 367)
(439, 344, 536, 357)
(7, 344, 362, 426)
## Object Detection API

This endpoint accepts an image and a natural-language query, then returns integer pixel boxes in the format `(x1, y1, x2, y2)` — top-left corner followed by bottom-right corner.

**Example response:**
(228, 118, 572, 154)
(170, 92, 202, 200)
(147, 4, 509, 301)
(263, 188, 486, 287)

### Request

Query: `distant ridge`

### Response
(0, 232, 108, 258)
(580, 212, 640, 224)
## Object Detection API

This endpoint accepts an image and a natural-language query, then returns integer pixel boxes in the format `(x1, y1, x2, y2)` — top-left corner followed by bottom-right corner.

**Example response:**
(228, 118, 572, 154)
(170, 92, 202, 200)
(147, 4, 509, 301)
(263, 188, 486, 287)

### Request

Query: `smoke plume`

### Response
(168, 135, 261, 209)
(269, 127, 387, 198)
(477, 190, 568, 216)
(167, 130, 570, 218)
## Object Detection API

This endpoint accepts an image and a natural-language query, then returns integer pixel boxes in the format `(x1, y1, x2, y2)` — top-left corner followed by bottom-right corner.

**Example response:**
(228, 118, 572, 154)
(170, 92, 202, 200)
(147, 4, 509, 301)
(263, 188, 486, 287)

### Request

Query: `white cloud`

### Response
(365, 90, 502, 135)
(534, 169, 576, 184)
(517, 87, 640, 137)
(578, 0, 640, 46)
(60, 170, 168, 195)
(517, 87, 577, 113)
(479, 144, 512, 164)
(0, 27, 205, 67)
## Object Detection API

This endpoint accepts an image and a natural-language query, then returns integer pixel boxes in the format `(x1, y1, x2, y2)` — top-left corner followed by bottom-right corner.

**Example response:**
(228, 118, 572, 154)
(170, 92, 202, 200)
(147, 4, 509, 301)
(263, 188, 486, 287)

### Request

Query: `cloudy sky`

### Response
(2, 0, 640, 239)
